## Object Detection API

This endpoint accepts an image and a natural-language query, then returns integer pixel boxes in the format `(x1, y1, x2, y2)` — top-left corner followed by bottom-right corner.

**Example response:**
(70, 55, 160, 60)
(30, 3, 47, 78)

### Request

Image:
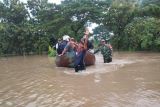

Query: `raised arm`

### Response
(83, 28, 89, 50)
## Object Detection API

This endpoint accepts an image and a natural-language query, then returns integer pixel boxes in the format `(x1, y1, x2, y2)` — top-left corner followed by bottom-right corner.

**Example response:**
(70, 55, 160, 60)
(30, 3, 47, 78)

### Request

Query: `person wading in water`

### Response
(59, 29, 89, 72)
(94, 39, 112, 63)
(59, 37, 77, 67)
(74, 28, 89, 72)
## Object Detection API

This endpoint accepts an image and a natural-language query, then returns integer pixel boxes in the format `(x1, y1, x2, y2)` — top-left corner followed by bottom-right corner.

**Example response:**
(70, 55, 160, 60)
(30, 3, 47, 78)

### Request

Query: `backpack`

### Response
(87, 40, 94, 49)
(57, 41, 67, 54)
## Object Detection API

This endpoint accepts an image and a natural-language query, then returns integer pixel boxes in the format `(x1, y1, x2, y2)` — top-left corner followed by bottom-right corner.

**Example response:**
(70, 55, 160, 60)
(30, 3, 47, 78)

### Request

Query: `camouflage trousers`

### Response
(103, 55, 112, 63)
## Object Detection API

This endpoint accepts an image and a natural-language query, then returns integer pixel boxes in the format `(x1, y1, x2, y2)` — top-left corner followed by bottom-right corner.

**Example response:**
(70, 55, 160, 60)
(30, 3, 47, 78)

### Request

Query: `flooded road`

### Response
(0, 52, 160, 107)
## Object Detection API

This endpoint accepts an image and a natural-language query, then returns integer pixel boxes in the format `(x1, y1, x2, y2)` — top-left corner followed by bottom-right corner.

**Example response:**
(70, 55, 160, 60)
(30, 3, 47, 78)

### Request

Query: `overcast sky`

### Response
(48, 0, 62, 4)
(20, 0, 63, 4)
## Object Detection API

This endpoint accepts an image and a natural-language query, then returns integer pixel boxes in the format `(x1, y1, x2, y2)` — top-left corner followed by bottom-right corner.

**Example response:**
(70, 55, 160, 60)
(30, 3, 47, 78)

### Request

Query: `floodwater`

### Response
(0, 52, 160, 107)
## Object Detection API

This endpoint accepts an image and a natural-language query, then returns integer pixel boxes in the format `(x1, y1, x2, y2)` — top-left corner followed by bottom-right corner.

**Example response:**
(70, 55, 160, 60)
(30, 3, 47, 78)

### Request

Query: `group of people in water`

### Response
(55, 28, 113, 72)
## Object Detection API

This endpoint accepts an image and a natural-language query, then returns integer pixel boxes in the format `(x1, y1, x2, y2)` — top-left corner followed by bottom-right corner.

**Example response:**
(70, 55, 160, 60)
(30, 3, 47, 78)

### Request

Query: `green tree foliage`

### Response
(0, 0, 29, 55)
(93, 25, 111, 40)
(137, 4, 160, 18)
(0, 0, 51, 55)
(141, 0, 160, 6)
(103, 3, 136, 49)
(57, 0, 112, 39)
(0, 0, 160, 56)
(102, 0, 160, 51)
(123, 17, 160, 51)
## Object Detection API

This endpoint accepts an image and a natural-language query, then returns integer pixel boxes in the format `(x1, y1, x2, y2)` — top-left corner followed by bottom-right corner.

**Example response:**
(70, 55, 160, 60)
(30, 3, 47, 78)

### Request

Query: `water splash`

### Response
(63, 58, 136, 75)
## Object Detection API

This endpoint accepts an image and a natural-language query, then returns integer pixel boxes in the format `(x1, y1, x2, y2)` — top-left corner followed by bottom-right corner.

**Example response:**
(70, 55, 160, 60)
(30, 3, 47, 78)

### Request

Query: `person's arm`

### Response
(84, 29, 89, 50)
(106, 44, 113, 51)
(59, 48, 67, 56)
(109, 44, 113, 51)
(94, 48, 100, 54)
(93, 44, 101, 54)
(73, 42, 78, 47)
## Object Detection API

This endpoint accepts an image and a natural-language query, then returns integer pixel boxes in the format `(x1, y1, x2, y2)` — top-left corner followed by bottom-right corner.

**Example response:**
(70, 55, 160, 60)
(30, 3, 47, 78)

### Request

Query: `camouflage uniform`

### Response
(94, 44, 112, 63)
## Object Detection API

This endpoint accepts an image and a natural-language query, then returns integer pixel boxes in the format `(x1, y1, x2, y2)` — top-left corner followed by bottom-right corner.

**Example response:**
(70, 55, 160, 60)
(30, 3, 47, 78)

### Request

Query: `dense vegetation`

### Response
(0, 0, 160, 56)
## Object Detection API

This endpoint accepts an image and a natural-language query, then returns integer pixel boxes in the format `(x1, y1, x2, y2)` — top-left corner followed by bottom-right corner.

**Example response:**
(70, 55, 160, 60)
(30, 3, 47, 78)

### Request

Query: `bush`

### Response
(48, 45, 56, 57)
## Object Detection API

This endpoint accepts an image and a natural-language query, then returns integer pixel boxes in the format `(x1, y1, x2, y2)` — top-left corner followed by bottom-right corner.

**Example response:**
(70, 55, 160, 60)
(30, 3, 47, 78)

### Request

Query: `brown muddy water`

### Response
(0, 52, 160, 107)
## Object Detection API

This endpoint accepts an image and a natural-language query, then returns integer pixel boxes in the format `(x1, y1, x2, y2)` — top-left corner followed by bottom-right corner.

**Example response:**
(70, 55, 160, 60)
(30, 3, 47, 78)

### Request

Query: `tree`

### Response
(141, 0, 160, 6)
(103, 2, 136, 50)
(55, 0, 112, 39)
(123, 17, 160, 51)
(1, 0, 160, 55)
(0, 0, 29, 55)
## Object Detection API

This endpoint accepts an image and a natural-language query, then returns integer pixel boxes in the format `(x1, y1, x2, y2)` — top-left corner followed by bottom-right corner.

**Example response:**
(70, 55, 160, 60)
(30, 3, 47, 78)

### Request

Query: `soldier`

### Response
(94, 39, 112, 63)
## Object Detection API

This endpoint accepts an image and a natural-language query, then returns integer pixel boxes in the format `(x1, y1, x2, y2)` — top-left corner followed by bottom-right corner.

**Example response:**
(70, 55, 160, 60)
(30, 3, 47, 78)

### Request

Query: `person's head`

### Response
(84, 27, 89, 35)
(70, 37, 75, 42)
(101, 39, 106, 45)
(58, 38, 61, 42)
(63, 35, 70, 41)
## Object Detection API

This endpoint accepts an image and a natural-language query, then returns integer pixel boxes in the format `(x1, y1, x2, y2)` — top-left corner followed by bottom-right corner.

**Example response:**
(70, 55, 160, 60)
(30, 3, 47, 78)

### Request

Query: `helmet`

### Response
(63, 35, 70, 41)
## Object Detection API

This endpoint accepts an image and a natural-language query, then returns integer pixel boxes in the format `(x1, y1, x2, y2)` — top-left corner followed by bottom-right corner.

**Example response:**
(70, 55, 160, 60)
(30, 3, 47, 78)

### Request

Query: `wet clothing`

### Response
(94, 44, 112, 63)
(74, 42, 87, 72)
(65, 43, 76, 53)
(74, 50, 86, 72)
(64, 43, 76, 67)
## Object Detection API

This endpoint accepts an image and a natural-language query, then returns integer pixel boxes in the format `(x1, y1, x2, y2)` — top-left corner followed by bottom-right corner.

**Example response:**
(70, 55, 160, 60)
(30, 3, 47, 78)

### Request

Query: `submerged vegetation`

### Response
(0, 0, 160, 56)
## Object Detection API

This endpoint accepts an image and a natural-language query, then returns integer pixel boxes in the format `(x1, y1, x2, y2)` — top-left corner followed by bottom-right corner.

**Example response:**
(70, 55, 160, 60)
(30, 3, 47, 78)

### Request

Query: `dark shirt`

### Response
(57, 40, 68, 54)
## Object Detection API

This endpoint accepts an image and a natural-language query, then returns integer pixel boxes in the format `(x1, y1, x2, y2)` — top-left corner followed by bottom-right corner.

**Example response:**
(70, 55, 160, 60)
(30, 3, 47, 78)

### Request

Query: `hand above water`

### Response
(84, 28, 89, 35)
(58, 54, 63, 56)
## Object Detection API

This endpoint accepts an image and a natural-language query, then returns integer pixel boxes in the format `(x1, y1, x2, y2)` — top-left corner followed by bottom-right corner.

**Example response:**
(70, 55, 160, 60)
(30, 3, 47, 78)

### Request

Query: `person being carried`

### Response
(94, 39, 112, 63)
